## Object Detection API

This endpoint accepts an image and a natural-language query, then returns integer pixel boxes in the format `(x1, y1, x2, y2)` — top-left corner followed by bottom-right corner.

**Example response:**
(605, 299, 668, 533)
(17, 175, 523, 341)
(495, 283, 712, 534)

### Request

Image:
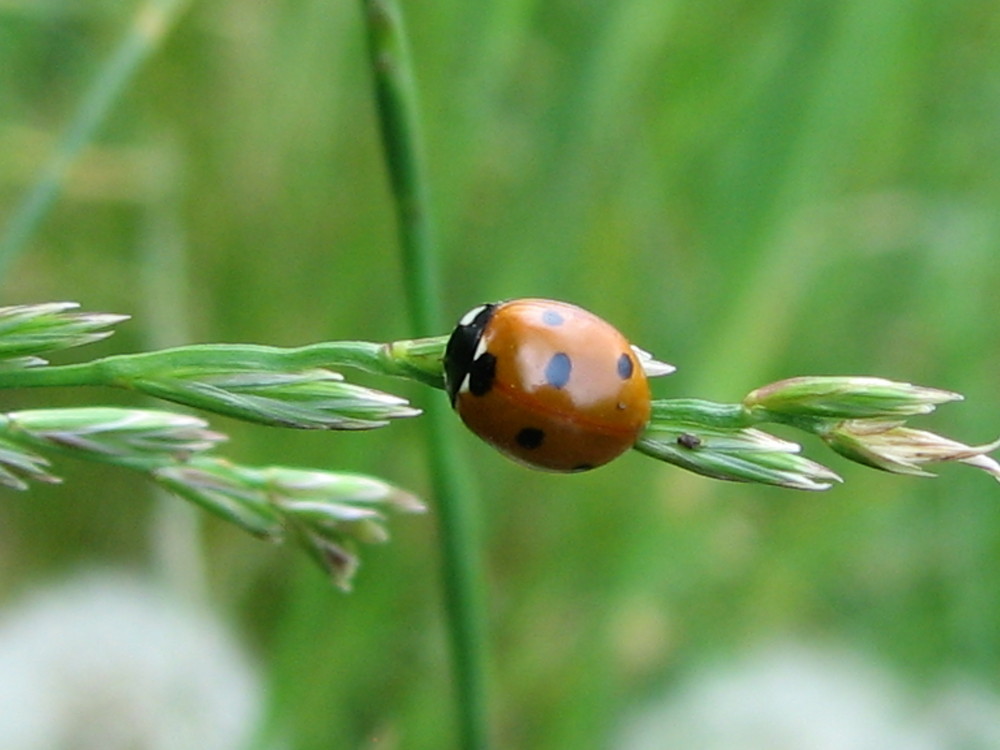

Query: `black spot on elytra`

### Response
(516, 427, 545, 449)
(617, 352, 634, 380)
(468, 352, 497, 396)
(544, 352, 572, 388)
(541, 309, 565, 326)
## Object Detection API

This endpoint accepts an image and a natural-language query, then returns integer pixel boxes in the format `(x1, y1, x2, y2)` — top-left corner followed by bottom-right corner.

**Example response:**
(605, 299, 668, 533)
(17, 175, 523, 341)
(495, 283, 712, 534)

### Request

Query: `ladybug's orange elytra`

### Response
(443, 298, 651, 472)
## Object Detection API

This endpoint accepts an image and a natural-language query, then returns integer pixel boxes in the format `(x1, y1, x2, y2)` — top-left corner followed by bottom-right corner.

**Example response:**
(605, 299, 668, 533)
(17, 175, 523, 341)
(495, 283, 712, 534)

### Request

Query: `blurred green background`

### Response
(2, 0, 999, 748)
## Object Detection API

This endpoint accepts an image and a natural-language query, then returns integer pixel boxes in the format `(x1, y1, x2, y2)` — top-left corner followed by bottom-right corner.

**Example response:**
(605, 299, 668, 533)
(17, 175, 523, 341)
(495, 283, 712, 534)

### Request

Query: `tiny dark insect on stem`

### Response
(677, 432, 702, 449)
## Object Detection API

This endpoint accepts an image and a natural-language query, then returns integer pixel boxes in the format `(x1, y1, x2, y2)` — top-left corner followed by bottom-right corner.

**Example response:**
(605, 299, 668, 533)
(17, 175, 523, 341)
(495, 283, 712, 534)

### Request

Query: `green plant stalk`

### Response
(648, 399, 755, 428)
(0, 339, 446, 391)
(138, 162, 210, 605)
(648, 398, 825, 434)
(0, 0, 193, 279)
(360, 0, 490, 748)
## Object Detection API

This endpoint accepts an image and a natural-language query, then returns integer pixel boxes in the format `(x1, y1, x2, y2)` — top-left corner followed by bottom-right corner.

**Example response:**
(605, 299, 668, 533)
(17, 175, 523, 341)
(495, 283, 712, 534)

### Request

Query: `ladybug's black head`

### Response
(443, 303, 497, 406)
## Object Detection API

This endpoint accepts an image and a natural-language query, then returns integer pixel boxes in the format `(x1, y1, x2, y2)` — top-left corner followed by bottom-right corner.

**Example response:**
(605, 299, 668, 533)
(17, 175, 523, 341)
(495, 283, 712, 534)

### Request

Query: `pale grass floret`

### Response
(632, 345, 676, 378)
(822, 419, 1000, 481)
(638, 374, 999, 489)
(636, 423, 843, 491)
(745, 376, 963, 419)
(130, 367, 422, 430)
(154, 459, 425, 589)
(0, 302, 128, 363)
(5, 407, 226, 463)
(0, 437, 59, 489)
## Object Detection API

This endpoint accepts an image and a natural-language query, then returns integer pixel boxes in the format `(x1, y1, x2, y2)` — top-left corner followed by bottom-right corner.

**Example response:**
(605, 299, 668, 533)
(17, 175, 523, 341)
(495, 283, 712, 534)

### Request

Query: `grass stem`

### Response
(359, 1, 490, 748)
(0, 0, 192, 281)
(0, 339, 445, 390)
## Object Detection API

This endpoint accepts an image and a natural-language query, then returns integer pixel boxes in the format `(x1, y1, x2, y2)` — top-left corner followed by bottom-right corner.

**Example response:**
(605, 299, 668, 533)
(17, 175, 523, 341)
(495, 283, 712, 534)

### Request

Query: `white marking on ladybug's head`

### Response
(632, 345, 676, 377)
(473, 335, 488, 361)
(459, 372, 471, 394)
(459, 305, 488, 327)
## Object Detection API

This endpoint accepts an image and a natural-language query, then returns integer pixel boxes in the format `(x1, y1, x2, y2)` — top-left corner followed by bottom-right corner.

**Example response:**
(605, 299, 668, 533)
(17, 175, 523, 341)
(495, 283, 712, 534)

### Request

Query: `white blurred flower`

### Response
(0, 571, 263, 750)
(615, 643, 1000, 750)
(919, 680, 1000, 750)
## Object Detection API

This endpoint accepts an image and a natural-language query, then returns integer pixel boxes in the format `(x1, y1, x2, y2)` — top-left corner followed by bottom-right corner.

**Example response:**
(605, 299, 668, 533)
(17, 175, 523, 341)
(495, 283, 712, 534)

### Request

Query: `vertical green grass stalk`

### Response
(0, 0, 193, 278)
(359, 1, 490, 748)
(137, 139, 209, 605)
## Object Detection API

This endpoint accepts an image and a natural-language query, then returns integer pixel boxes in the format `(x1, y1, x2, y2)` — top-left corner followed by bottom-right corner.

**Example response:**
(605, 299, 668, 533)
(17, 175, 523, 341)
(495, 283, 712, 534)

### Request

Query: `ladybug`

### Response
(443, 298, 653, 472)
